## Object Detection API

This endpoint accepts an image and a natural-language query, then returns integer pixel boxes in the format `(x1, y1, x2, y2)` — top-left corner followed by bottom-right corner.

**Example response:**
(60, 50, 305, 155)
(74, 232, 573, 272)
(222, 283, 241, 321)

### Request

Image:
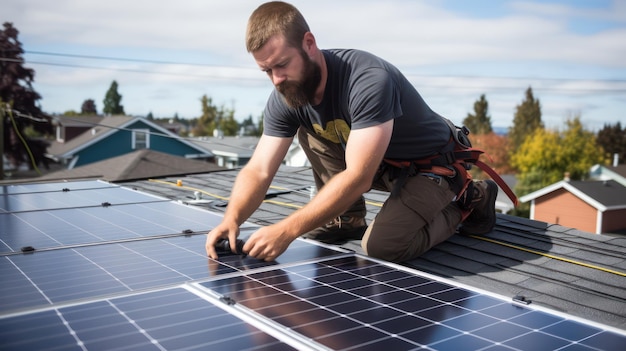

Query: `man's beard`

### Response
(277, 51, 321, 109)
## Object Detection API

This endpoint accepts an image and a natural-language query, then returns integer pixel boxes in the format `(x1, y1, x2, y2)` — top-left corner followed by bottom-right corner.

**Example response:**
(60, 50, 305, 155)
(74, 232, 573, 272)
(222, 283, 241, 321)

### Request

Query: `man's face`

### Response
(276, 49, 321, 108)
(253, 35, 321, 108)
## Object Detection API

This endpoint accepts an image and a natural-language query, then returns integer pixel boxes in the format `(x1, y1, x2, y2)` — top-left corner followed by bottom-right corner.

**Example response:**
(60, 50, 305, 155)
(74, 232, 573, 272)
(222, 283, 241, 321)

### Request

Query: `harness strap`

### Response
(384, 146, 519, 207)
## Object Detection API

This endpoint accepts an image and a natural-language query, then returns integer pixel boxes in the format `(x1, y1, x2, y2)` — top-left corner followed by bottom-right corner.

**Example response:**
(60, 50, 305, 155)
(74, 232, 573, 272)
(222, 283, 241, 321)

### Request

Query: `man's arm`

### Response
(205, 134, 293, 258)
(244, 119, 394, 260)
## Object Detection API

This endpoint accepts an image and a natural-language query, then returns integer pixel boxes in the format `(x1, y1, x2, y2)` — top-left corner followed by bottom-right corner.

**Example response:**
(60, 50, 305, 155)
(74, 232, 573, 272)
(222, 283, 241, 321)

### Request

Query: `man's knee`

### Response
(362, 230, 429, 263)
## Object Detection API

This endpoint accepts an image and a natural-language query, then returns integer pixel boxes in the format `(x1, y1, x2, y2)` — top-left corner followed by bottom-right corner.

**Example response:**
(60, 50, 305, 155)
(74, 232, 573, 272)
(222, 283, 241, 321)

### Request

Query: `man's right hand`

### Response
(205, 221, 240, 259)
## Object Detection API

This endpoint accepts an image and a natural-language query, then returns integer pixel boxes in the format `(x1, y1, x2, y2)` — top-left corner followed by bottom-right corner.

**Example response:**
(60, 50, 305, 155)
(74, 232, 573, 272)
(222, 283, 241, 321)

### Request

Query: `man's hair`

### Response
(246, 1, 310, 53)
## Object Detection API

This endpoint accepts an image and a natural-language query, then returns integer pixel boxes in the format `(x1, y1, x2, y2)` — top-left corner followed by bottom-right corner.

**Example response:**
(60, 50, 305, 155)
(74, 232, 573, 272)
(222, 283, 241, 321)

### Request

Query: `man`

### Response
(205, 1, 498, 262)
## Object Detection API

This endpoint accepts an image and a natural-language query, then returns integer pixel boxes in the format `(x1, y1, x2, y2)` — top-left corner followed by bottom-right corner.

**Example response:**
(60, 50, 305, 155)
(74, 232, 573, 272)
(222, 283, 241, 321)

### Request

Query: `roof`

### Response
(520, 180, 626, 211)
(189, 136, 259, 158)
(27, 149, 226, 182)
(123, 166, 626, 330)
(52, 114, 104, 128)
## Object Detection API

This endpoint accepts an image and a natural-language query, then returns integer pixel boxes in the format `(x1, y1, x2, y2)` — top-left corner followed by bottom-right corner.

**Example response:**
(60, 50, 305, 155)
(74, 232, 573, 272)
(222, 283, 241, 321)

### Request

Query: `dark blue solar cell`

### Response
(541, 319, 601, 341)
(349, 306, 405, 324)
(349, 335, 419, 351)
(328, 298, 380, 315)
(390, 296, 441, 313)
(430, 287, 477, 302)
(452, 294, 504, 311)
(433, 333, 494, 350)
(472, 320, 534, 342)
(315, 326, 390, 350)
(578, 330, 626, 351)
(443, 312, 500, 332)
(371, 314, 432, 334)
(400, 324, 460, 345)
(481, 302, 531, 320)
(407, 281, 453, 295)
(508, 310, 562, 329)
(0, 310, 81, 350)
(418, 304, 472, 322)
(504, 330, 572, 350)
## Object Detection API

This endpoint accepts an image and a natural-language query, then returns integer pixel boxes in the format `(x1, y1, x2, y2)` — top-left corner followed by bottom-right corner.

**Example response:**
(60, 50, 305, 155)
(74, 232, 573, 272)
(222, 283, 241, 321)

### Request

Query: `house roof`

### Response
(52, 114, 104, 128)
(122, 166, 626, 330)
(32, 149, 226, 182)
(520, 180, 626, 211)
(189, 136, 259, 158)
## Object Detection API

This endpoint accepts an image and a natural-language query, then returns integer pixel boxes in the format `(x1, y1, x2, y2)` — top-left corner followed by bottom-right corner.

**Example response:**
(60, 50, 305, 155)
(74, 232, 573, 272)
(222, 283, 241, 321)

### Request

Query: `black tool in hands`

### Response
(215, 238, 246, 256)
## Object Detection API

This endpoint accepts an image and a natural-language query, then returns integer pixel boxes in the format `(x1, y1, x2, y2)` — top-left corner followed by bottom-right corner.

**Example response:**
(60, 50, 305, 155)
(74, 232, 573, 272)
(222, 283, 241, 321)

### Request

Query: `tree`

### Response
(1, 22, 52, 175)
(508, 87, 543, 153)
(463, 94, 492, 135)
(81, 99, 97, 115)
(192, 95, 239, 136)
(469, 132, 513, 179)
(597, 122, 625, 165)
(511, 116, 604, 196)
(103, 80, 124, 115)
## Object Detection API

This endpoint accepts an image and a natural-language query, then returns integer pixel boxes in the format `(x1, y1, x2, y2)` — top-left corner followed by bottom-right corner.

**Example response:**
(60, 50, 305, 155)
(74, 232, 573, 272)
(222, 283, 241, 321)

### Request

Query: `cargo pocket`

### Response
(399, 175, 454, 224)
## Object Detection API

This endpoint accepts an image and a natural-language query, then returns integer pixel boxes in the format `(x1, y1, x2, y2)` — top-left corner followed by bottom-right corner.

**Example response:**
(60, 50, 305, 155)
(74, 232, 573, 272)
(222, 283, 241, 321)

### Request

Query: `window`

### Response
(132, 129, 150, 149)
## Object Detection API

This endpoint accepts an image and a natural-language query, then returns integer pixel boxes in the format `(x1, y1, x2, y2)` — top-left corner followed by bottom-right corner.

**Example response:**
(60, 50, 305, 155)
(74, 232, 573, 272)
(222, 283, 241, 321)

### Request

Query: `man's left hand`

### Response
(243, 224, 295, 261)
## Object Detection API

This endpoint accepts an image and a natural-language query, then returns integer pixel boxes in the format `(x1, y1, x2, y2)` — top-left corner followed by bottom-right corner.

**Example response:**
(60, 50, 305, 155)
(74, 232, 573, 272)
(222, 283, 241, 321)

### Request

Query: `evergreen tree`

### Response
(462, 94, 492, 134)
(81, 99, 97, 115)
(508, 87, 543, 152)
(597, 122, 625, 164)
(0, 22, 52, 174)
(103, 80, 125, 115)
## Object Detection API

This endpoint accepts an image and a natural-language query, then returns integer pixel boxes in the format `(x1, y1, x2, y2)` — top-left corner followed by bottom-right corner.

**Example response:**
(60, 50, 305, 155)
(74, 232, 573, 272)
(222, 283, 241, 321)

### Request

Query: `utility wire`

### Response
(3, 107, 260, 153)
(8, 51, 626, 92)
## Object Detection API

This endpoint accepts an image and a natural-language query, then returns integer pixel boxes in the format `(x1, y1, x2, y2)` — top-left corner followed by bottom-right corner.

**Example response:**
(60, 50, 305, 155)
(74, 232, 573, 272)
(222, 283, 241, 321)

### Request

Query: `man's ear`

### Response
(302, 32, 317, 55)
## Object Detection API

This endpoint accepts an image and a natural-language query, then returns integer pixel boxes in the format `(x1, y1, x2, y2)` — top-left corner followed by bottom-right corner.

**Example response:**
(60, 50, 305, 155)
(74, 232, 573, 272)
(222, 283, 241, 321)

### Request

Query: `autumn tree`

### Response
(508, 87, 543, 153)
(103, 80, 124, 115)
(81, 99, 97, 115)
(0, 22, 52, 176)
(469, 132, 513, 179)
(463, 94, 492, 135)
(511, 116, 604, 197)
(597, 122, 625, 164)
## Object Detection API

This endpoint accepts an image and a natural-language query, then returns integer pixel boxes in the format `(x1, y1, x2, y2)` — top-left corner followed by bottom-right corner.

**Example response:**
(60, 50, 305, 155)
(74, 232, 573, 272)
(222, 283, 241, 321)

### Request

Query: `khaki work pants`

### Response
(298, 127, 463, 262)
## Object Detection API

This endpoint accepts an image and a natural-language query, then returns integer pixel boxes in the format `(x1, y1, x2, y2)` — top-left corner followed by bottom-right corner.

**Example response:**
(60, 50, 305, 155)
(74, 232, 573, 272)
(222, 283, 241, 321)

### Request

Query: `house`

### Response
(589, 163, 626, 187)
(190, 136, 259, 169)
(520, 179, 626, 234)
(47, 116, 213, 169)
(53, 115, 104, 143)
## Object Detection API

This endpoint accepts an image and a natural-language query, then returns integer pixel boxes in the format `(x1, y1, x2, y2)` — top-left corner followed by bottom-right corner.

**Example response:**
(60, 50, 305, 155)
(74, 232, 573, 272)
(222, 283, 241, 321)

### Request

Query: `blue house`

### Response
(47, 116, 213, 169)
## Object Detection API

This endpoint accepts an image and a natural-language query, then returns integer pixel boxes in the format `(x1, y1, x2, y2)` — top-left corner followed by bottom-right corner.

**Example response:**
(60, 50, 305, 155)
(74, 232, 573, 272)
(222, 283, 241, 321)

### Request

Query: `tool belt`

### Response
(384, 118, 519, 207)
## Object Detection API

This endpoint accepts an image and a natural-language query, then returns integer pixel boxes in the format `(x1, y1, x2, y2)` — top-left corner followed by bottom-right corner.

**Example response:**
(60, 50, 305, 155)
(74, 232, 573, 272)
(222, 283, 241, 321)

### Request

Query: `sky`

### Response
(3, 0, 626, 131)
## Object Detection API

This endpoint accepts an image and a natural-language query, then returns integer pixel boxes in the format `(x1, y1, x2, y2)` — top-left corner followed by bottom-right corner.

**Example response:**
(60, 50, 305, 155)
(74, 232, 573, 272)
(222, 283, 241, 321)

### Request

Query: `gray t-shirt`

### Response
(263, 49, 450, 160)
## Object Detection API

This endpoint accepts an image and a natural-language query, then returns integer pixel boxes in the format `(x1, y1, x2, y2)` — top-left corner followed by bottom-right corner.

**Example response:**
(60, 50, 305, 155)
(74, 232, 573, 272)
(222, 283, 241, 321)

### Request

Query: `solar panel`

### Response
(0, 201, 226, 254)
(0, 183, 166, 213)
(0, 287, 298, 351)
(2, 180, 625, 350)
(197, 255, 626, 350)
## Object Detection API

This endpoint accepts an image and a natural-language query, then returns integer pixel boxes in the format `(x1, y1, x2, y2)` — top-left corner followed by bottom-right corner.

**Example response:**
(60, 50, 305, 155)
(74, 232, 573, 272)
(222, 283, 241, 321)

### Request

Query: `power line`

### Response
(25, 50, 251, 69)
(21, 49, 626, 84)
